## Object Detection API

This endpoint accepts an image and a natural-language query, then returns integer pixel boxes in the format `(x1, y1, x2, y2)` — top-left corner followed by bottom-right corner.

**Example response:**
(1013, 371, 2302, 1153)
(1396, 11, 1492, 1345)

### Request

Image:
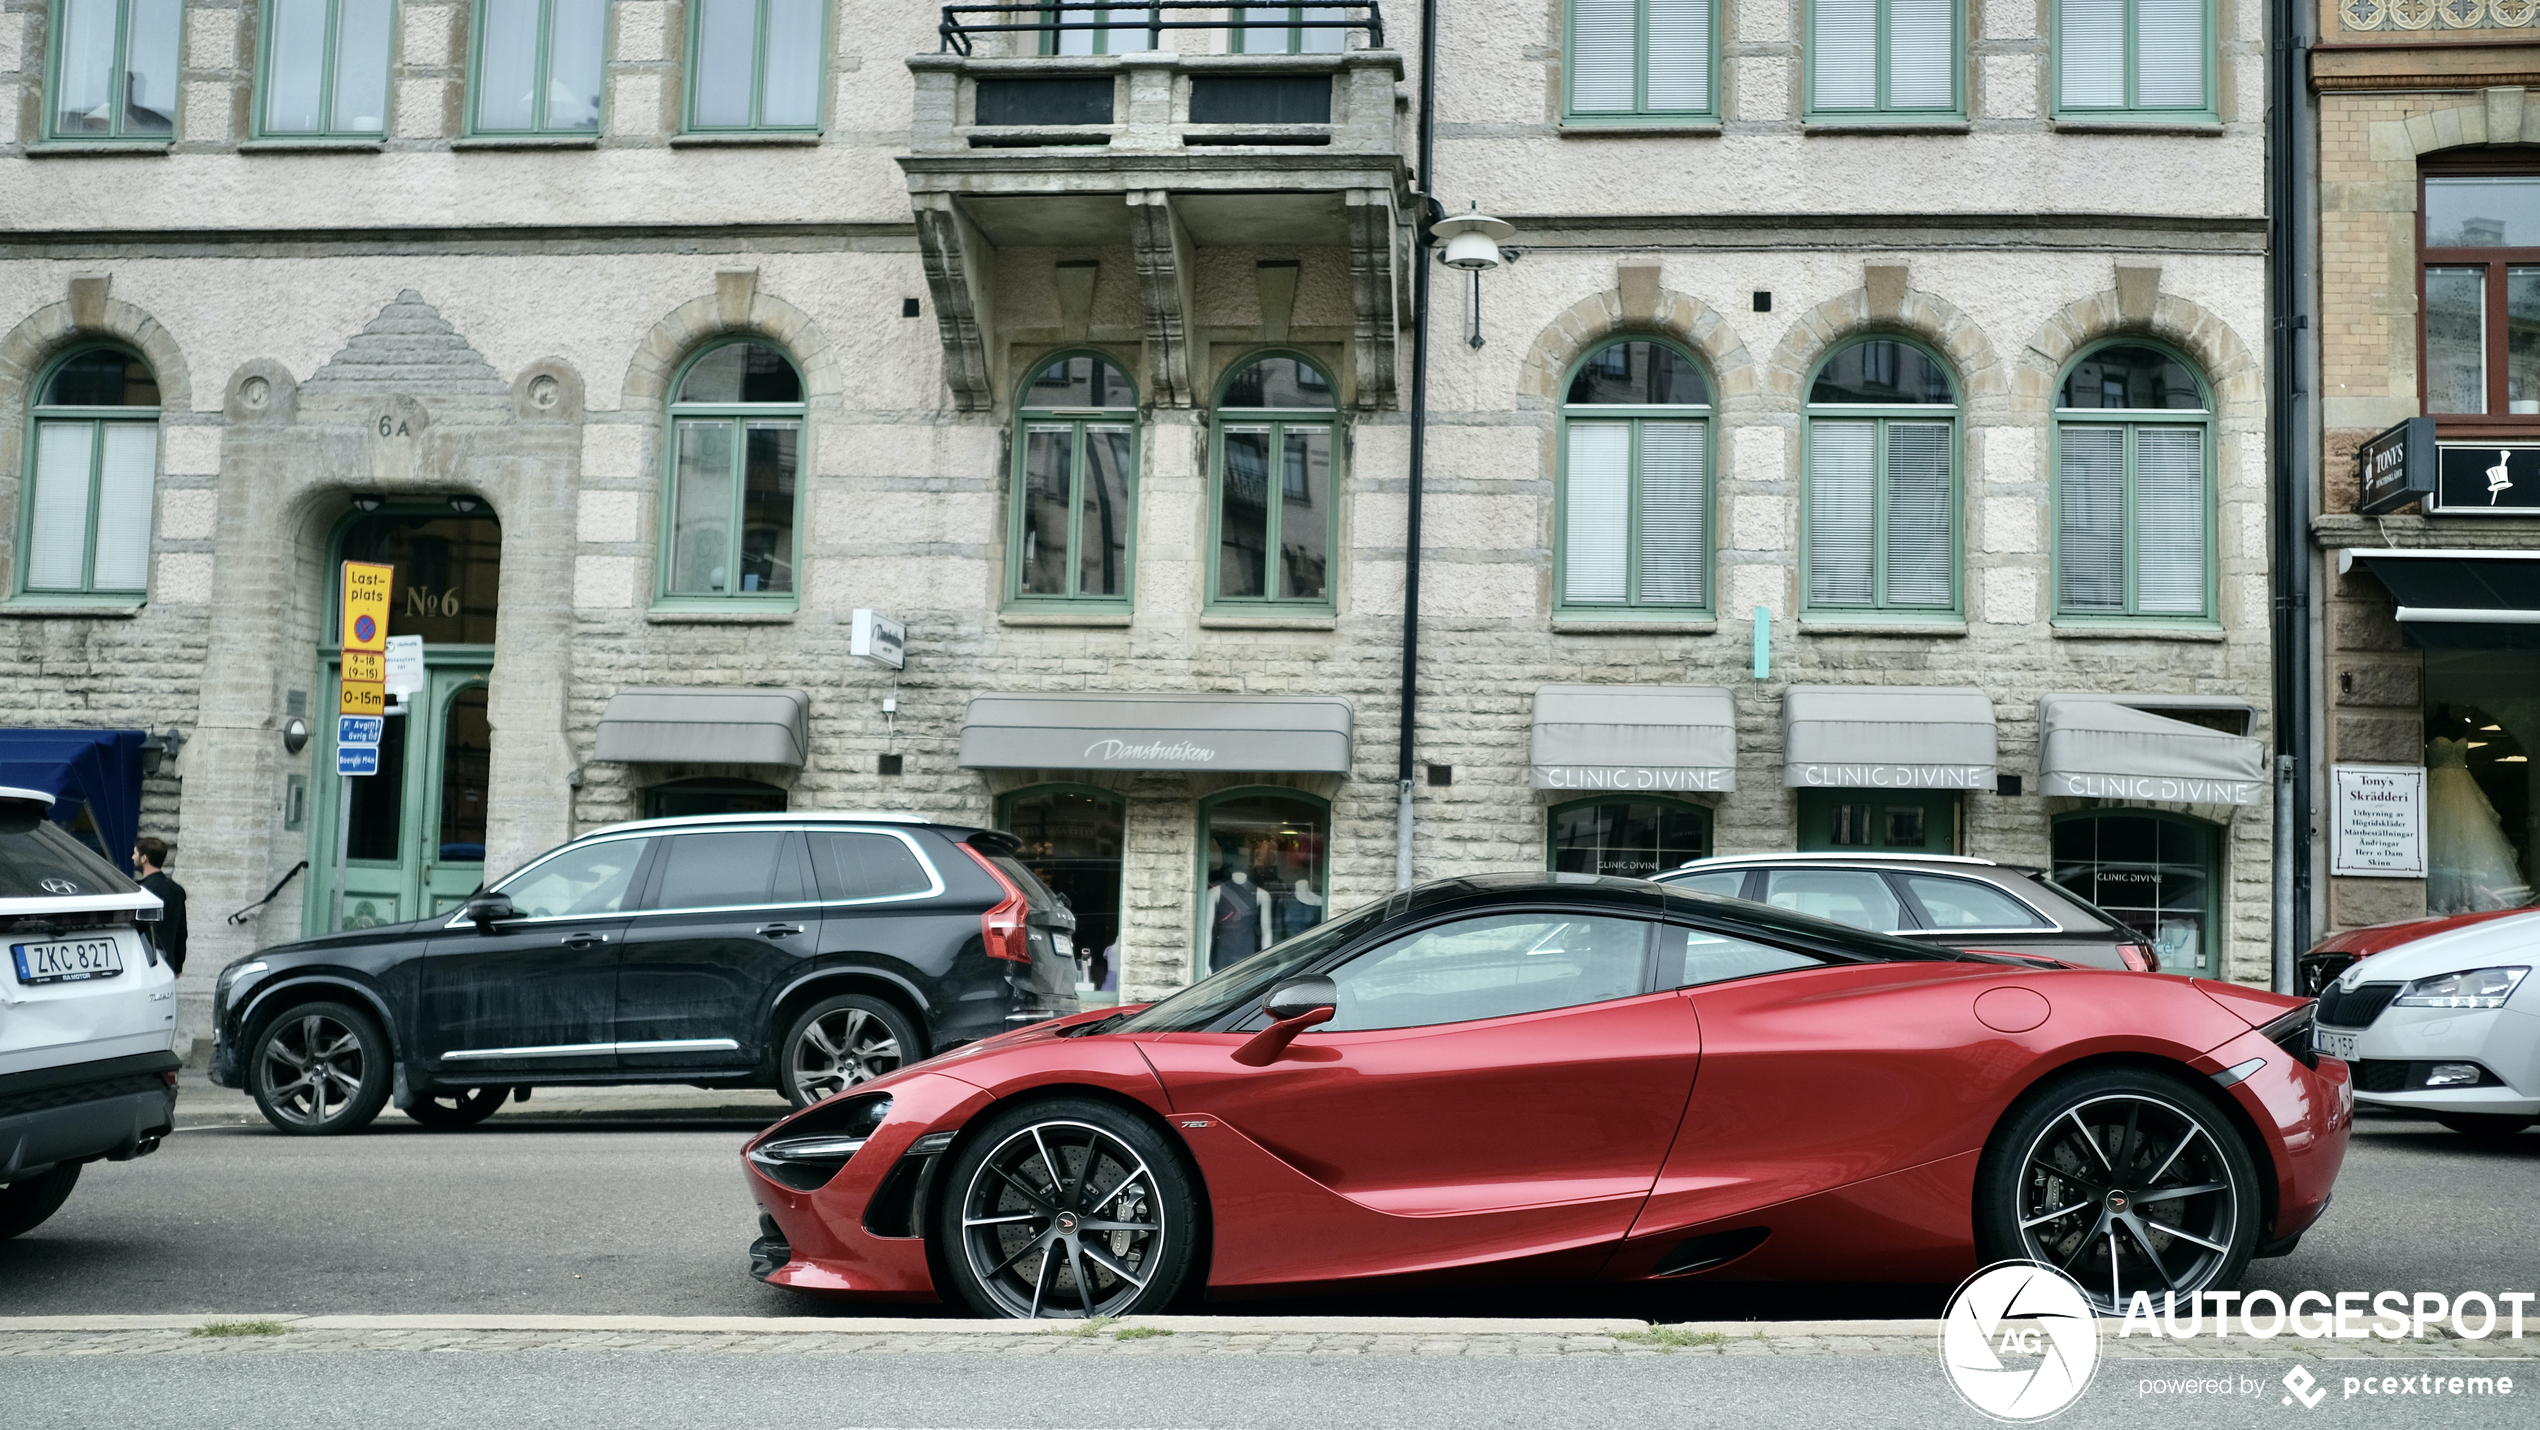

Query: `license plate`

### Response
(2315, 1027, 2359, 1062)
(10, 938, 124, 986)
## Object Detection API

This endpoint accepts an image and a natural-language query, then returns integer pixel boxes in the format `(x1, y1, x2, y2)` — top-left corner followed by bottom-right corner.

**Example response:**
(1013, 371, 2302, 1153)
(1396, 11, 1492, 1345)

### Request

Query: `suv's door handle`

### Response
(559, 932, 609, 949)
(756, 923, 805, 938)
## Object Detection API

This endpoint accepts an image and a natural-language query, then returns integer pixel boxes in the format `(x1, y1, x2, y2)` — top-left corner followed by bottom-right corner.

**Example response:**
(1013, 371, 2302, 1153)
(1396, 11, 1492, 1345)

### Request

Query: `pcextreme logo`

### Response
(1938, 1261, 2102, 1422)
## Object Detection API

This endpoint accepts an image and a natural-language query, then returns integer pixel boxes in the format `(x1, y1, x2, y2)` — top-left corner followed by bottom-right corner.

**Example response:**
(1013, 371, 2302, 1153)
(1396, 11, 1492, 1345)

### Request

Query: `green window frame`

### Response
(468, 0, 608, 135)
(46, 0, 181, 143)
(1805, 0, 1962, 120)
(1207, 353, 1341, 614)
(2052, 0, 2212, 118)
(657, 340, 807, 608)
(1556, 338, 1715, 617)
(2050, 808, 2219, 976)
(1546, 796, 1713, 877)
(256, 0, 398, 139)
(1230, 5, 1350, 53)
(1009, 353, 1140, 610)
(1801, 337, 1961, 616)
(18, 347, 161, 602)
(685, 0, 830, 133)
(1564, 0, 1719, 125)
(2051, 341, 2216, 623)
(1041, 5, 1152, 53)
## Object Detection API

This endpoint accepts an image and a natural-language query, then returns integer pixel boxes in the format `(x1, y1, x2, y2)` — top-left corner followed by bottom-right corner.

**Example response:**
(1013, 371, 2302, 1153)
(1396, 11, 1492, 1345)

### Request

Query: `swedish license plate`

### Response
(11, 938, 124, 986)
(2315, 1027, 2359, 1062)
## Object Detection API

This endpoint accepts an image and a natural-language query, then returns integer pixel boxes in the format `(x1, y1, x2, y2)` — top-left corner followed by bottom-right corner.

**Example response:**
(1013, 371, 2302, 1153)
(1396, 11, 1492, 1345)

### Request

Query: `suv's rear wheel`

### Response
(249, 1001, 391, 1136)
(0, 1164, 81, 1239)
(405, 1087, 508, 1129)
(780, 994, 920, 1108)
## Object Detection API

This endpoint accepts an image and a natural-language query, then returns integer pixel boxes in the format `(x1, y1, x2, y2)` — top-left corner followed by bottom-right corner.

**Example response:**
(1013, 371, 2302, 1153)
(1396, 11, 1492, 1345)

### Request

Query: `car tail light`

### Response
(960, 843, 1034, 964)
(2118, 942, 2158, 973)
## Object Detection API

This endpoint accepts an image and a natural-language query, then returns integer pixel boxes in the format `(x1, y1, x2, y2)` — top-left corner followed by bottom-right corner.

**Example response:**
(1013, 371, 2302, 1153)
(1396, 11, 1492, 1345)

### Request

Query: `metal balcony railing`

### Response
(937, 2, 1385, 56)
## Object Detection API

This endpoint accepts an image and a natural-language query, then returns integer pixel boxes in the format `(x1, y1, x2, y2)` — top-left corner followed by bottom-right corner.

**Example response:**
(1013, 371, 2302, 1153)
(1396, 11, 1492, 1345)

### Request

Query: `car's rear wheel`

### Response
(936, 1097, 1199, 1319)
(780, 994, 920, 1108)
(0, 1164, 81, 1239)
(249, 1001, 391, 1136)
(2436, 1113, 2533, 1139)
(1976, 1067, 2259, 1315)
(404, 1087, 508, 1129)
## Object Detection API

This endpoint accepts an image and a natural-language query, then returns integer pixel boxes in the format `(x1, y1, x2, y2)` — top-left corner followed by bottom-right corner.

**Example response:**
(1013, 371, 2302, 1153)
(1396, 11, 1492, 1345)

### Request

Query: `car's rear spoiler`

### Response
(963, 829, 1023, 858)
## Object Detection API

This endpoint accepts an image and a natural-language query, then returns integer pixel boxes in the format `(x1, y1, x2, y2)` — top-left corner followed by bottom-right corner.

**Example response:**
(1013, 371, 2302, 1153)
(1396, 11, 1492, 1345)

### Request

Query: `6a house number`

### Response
(377, 415, 411, 438)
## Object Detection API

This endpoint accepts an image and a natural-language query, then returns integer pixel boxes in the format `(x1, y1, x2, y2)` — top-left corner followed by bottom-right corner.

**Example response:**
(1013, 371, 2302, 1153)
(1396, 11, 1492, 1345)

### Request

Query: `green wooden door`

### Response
(1795, 789, 1960, 854)
(311, 664, 492, 932)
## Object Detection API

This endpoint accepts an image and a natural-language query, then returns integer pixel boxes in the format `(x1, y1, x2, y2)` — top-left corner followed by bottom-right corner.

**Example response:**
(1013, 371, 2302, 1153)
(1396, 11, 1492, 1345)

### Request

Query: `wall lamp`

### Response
(349, 492, 386, 512)
(139, 729, 185, 775)
(1432, 204, 1516, 350)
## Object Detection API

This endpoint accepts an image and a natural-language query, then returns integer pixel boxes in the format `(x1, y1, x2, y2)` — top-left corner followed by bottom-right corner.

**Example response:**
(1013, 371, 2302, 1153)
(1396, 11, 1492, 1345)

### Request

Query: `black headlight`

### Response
(747, 1095, 891, 1192)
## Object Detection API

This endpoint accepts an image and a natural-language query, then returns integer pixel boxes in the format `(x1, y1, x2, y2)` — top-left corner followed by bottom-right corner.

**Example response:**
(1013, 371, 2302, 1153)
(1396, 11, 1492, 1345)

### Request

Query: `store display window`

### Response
(1546, 798, 1712, 877)
(2424, 651, 2540, 913)
(2051, 810, 2218, 975)
(1196, 790, 1329, 975)
(1001, 785, 1127, 993)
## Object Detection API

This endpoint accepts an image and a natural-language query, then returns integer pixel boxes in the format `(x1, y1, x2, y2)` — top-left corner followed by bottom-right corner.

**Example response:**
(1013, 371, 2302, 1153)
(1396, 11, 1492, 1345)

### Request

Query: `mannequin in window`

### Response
(1275, 875, 1324, 940)
(1210, 868, 1268, 971)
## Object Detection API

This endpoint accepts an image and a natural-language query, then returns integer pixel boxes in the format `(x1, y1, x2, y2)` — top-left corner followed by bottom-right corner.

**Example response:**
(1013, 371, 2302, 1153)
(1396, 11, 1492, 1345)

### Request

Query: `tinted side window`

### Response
(1899, 874, 2050, 930)
(1760, 869, 1905, 931)
(499, 838, 648, 919)
(0, 807, 141, 899)
(1676, 927, 1828, 987)
(652, 831, 795, 909)
(811, 832, 935, 901)
(1324, 913, 1651, 1032)
(1665, 870, 1748, 899)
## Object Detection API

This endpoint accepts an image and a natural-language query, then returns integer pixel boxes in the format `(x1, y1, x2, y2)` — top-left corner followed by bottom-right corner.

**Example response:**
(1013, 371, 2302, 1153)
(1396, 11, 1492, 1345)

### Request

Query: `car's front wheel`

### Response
(404, 1087, 509, 1129)
(2436, 1113, 2533, 1139)
(779, 994, 920, 1108)
(0, 1164, 81, 1239)
(1975, 1067, 2259, 1315)
(936, 1097, 1200, 1319)
(249, 1001, 391, 1136)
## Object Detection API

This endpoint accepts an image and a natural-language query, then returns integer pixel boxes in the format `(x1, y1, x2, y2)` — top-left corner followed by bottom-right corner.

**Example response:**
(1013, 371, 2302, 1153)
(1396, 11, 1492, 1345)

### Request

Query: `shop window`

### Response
(2054, 343, 2213, 621)
(1010, 355, 1137, 609)
(2420, 172, 2540, 422)
(2051, 810, 2217, 975)
(1808, 0, 1959, 119)
(2055, 0, 2209, 117)
(259, 0, 394, 137)
(1232, 4, 1349, 53)
(688, 0, 827, 132)
(2423, 662, 2540, 913)
(1803, 339, 1959, 614)
(1197, 789, 1329, 976)
(1558, 340, 1714, 615)
(1001, 785, 1127, 993)
(1210, 356, 1338, 612)
(47, 0, 178, 141)
(662, 341, 804, 605)
(642, 777, 787, 820)
(1566, 0, 1717, 124)
(1547, 797, 1712, 878)
(472, 0, 606, 134)
(338, 509, 503, 645)
(21, 348, 159, 599)
(1796, 788, 1958, 853)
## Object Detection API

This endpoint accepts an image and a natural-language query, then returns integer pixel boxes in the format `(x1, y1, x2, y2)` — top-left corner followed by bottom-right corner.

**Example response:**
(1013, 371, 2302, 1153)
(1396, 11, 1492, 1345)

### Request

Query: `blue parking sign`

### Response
(338, 715, 383, 746)
(336, 743, 379, 776)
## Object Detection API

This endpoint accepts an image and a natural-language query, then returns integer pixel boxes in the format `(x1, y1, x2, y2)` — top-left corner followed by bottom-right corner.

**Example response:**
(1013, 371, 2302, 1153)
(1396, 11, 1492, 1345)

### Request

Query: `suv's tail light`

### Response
(2118, 942, 2159, 973)
(960, 843, 1034, 964)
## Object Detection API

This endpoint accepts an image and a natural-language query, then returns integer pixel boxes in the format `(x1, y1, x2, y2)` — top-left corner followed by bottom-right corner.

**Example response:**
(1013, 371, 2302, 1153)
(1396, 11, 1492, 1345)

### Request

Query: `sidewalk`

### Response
(173, 1068, 793, 1129)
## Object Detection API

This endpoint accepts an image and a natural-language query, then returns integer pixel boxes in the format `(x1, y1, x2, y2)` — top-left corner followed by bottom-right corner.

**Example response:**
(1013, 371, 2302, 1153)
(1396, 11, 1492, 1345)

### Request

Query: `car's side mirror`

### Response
(1234, 976, 1338, 1067)
(460, 893, 515, 930)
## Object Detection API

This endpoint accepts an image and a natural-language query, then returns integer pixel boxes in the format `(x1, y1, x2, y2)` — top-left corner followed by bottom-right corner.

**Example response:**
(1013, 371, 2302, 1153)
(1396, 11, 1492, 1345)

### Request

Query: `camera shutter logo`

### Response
(1938, 1261, 2101, 1421)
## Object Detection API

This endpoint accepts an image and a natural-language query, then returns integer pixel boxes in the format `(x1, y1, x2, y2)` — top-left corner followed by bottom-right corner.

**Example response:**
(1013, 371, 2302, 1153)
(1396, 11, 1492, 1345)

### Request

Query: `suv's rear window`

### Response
(986, 853, 1060, 910)
(810, 832, 935, 901)
(0, 805, 141, 900)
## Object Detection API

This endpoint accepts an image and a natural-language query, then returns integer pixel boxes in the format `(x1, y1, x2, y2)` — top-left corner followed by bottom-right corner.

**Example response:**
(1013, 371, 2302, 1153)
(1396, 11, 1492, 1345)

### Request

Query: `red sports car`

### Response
(741, 873, 2350, 1318)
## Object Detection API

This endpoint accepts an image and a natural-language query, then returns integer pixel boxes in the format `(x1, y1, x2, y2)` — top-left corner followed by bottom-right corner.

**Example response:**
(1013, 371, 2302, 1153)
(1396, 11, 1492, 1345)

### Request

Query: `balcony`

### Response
(902, 5, 1414, 412)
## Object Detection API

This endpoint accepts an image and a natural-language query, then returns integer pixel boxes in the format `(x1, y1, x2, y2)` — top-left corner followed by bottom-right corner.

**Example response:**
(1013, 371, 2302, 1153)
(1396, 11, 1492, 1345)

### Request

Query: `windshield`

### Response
(1113, 899, 1388, 1034)
(0, 803, 142, 900)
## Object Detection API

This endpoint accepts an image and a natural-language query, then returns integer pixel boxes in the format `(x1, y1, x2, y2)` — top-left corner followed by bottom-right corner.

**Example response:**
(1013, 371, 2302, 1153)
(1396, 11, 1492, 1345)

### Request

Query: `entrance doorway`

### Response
(999, 785, 1124, 992)
(1796, 789, 1960, 854)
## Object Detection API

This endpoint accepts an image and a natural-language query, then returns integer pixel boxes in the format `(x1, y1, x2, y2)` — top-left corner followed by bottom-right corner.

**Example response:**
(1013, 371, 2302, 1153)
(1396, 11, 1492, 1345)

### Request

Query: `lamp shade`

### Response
(1432, 209, 1514, 271)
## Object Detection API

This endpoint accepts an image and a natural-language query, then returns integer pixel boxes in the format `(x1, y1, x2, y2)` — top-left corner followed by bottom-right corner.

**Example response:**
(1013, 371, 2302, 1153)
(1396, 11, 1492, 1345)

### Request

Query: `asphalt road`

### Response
(2, 1107, 2530, 1320)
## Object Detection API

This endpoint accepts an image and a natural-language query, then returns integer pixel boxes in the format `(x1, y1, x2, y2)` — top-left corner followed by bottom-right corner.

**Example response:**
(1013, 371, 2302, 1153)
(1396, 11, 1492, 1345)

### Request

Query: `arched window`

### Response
(1197, 787, 1330, 976)
(662, 340, 803, 602)
(1210, 355, 1338, 610)
(23, 347, 160, 597)
(1559, 339, 1713, 613)
(2051, 809, 2220, 976)
(1547, 796, 1712, 877)
(2055, 0, 2208, 118)
(2054, 342, 2212, 620)
(1803, 338, 1958, 613)
(1011, 354, 1136, 608)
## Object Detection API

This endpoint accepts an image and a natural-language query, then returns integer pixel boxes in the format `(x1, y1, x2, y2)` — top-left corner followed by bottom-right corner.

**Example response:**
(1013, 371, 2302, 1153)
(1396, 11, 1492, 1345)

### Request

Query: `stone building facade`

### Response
(0, 0, 2276, 1053)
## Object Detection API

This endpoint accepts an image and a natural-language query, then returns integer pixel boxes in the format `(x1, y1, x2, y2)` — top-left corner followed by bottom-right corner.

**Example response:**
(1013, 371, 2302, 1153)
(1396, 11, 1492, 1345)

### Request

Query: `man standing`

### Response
(134, 837, 187, 977)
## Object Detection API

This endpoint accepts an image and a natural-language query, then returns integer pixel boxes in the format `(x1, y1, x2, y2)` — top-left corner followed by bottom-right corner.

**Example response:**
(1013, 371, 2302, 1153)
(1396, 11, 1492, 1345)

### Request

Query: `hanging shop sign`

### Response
(2430, 443, 2540, 514)
(851, 609, 906, 671)
(2355, 417, 2435, 515)
(2330, 763, 2427, 878)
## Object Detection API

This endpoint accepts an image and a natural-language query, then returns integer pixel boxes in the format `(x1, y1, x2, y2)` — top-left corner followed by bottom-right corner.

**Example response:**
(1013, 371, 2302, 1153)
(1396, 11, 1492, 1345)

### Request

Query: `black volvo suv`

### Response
(208, 813, 1079, 1134)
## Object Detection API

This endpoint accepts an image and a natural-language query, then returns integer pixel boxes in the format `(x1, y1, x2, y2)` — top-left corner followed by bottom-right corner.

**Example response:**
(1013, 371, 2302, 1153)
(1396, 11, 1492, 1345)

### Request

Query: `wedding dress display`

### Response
(2427, 738, 2532, 913)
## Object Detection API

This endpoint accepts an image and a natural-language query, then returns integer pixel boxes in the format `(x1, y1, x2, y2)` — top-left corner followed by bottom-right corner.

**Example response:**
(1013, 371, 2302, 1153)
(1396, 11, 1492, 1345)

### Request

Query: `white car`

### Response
(2313, 909, 2540, 1138)
(0, 786, 179, 1237)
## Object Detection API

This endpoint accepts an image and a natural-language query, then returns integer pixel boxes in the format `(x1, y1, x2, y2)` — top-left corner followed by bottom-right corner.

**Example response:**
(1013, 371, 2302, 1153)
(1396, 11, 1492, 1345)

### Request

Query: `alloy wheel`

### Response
(259, 1012, 370, 1129)
(2012, 1092, 2241, 1314)
(956, 1119, 1167, 1319)
(790, 1007, 905, 1103)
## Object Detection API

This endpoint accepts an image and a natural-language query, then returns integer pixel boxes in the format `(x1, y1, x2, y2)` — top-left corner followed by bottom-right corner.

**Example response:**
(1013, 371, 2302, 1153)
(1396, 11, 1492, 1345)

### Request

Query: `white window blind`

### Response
(26, 423, 94, 592)
(2133, 426, 2206, 613)
(89, 425, 157, 591)
(2135, 0, 2205, 107)
(1565, 423, 1631, 603)
(2058, 0, 2124, 108)
(1571, 0, 1638, 110)
(1886, 0, 1954, 109)
(1813, 0, 1877, 109)
(2060, 0, 2203, 110)
(1809, 420, 1875, 605)
(1645, 0, 1712, 112)
(1636, 422, 1706, 603)
(2057, 425, 2126, 612)
(1884, 422, 1953, 606)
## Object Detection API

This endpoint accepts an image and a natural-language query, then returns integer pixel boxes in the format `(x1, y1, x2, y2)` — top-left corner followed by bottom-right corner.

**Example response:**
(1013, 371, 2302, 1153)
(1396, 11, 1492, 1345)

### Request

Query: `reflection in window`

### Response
(642, 777, 786, 820)
(2051, 812, 2217, 974)
(50, 0, 178, 139)
(339, 513, 504, 645)
(1014, 356, 1137, 605)
(1548, 799, 1711, 878)
(497, 839, 650, 919)
(2423, 177, 2540, 417)
(691, 0, 826, 130)
(437, 685, 491, 864)
(1807, 340, 1957, 611)
(1003, 786, 1126, 991)
(1200, 792, 1328, 973)
(25, 348, 159, 597)
(475, 0, 607, 133)
(1679, 929, 1822, 987)
(1761, 868, 1903, 931)
(1326, 913, 1649, 1031)
(1213, 357, 1338, 607)
(666, 342, 803, 599)
(1235, 4, 1349, 53)
(2056, 343, 2212, 618)
(263, 0, 393, 135)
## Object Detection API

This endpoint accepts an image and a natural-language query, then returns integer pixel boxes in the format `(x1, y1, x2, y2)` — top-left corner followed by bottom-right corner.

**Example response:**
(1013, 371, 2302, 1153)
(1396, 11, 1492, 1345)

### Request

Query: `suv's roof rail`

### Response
(1668, 852, 2002, 869)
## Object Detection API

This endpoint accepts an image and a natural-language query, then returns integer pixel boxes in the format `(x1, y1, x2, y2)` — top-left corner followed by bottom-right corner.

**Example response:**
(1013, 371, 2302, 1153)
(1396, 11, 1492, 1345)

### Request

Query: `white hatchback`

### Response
(2313, 909, 2540, 1138)
(0, 786, 179, 1238)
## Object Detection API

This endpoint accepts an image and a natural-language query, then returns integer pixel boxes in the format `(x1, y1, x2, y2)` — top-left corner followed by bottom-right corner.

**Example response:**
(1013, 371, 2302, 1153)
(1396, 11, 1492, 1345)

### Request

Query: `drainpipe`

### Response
(1395, 0, 1440, 891)
(2267, 0, 2316, 991)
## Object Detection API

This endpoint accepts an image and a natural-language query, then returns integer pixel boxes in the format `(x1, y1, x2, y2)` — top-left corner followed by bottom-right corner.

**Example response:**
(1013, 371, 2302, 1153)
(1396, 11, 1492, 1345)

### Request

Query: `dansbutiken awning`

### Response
(958, 693, 1353, 773)
(593, 688, 810, 767)
(2341, 548, 2540, 649)
(1782, 686, 1996, 790)
(2039, 696, 2265, 805)
(1529, 685, 1737, 792)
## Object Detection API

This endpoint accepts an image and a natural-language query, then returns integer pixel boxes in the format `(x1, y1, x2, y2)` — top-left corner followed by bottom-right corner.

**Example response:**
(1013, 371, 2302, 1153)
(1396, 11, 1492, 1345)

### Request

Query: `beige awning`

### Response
(593, 687, 810, 767)
(1782, 685, 1996, 789)
(957, 693, 1353, 773)
(2039, 695, 2265, 804)
(1529, 685, 1737, 792)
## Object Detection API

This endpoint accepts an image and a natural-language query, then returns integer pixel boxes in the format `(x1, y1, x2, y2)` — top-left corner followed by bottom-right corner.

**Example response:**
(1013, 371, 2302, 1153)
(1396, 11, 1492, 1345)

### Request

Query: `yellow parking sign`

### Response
(342, 650, 384, 685)
(339, 680, 386, 717)
(341, 561, 393, 653)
